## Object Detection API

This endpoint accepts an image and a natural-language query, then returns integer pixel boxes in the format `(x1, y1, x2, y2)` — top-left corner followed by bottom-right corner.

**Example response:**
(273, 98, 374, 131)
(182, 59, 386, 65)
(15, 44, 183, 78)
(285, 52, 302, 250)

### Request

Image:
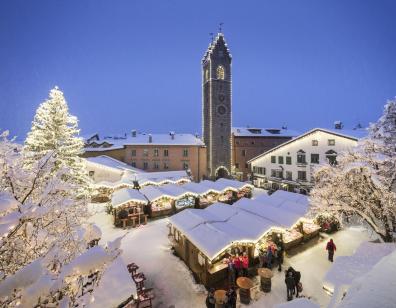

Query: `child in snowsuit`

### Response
(326, 239, 337, 262)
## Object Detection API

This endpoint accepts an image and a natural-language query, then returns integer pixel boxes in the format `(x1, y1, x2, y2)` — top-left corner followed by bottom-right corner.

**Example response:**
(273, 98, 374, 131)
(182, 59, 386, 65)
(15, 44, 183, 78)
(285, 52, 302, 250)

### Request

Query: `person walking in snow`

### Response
(242, 252, 249, 277)
(285, 271, 295, 301)
(205, 288, 216, 308)
(326, 239, 337, 262)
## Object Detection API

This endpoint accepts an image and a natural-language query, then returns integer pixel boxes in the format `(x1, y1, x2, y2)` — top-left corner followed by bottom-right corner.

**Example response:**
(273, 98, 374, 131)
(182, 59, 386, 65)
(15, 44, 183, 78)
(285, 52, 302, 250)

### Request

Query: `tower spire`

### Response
(218, 22, 224, 34)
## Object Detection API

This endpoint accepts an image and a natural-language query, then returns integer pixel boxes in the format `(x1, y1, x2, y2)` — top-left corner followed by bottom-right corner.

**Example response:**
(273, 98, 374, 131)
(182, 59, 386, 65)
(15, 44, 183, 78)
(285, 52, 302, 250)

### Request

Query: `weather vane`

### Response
(218, 22, 224, 33)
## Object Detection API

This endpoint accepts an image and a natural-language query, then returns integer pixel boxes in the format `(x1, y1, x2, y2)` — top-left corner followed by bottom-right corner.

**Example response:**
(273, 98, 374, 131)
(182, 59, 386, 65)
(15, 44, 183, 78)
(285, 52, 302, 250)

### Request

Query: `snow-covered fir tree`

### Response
(0, 131, 120, 307)
(24, 87, 89, 198)
(310, 99, 396, 242)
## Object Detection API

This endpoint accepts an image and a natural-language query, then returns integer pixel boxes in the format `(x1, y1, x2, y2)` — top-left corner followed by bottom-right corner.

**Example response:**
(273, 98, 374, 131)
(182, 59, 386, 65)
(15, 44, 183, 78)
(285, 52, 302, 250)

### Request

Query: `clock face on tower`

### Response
(217, 105, 227, 115)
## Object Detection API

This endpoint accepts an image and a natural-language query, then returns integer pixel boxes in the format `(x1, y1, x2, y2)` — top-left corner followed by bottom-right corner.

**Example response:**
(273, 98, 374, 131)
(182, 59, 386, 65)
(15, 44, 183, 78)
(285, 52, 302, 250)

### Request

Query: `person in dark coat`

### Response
(293, 270, 301, 297)
(326, 239, 337, 262)
(226, 287, 237, 308)
(277, 242, 284, 272)
(266, 246, 273, 269)
(206, 288, 216, 308)
(285, 271, 295, 301)
(227, 256, 236, 287)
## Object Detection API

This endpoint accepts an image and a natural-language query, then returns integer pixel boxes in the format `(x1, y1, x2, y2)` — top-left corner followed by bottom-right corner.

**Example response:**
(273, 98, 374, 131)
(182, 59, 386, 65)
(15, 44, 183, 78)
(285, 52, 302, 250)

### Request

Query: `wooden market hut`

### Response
(168, 193, 319, 287)
(111, 188, 149, 227)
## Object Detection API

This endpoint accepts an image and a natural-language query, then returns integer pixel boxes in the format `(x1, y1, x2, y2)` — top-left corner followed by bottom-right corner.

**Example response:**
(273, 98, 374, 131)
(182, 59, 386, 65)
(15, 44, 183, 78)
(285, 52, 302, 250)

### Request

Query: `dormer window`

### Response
(217, 65, 225, 80)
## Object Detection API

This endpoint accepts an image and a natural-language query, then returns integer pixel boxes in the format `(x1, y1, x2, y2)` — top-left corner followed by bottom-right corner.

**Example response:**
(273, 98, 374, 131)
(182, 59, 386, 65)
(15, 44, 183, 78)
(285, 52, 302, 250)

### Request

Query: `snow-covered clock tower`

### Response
(202, 32, 232, 179)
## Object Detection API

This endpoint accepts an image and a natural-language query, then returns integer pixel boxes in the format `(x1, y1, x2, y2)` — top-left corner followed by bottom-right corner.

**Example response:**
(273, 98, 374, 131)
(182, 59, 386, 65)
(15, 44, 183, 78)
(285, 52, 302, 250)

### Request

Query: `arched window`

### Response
(216, 65, 225, 80)
(205, 69, 209, 81)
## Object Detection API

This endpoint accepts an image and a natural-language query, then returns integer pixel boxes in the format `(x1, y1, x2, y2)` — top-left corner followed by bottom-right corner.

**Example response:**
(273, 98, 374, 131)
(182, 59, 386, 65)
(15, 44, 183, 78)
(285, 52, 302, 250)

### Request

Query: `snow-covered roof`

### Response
(336, 249, 396, 308)
(139, 183, 195, 202)
(85, 155, 142, 173)
(94, 169, 190, 189)
(169, 196, 310, 260)
(232, 127, 300, 138)
(133, 170, 190, 186)
(111, 188, 148, 208)
(248, 128, 367, 163)
(84, 132, 205, 152)
(181, 182, 219, 196)
(324, 242, 396, 292)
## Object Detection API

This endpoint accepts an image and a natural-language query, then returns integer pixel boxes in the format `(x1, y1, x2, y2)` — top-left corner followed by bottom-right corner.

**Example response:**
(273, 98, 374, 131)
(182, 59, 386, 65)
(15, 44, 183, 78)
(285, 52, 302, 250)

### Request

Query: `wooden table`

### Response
(236, 277, 254, 305)
(258, 268, 273, 293)
(214, 289, 227, 308)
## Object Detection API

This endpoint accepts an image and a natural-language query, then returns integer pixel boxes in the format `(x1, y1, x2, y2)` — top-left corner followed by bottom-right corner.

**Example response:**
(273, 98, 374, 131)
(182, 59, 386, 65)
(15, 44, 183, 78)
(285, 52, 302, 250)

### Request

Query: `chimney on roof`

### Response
(195, 133, 199, 138)
(148, 134, 152, 143)
(170, 131, 175, 140)
(131, 130, 137, 137)
(334, 121, 343, 130)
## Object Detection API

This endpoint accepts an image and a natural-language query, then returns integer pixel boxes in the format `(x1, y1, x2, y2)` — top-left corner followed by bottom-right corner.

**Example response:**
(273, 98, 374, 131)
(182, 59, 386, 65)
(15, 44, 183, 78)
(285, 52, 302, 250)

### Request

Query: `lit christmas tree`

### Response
(24, 87, 89, 198)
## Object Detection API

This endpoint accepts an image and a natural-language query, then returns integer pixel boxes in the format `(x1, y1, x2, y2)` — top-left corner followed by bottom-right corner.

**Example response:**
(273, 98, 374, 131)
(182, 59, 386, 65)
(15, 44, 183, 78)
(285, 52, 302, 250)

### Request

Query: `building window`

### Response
(164, 149, 169, 157)
(216, 65, 225, 80)
(143, 149, 148, 157)
(328, 139, 335, 146)
(286, 171, 292, 181)
(153, 161, 159, 169)
(278, 156, 284, 164)
(183, 148, 189, 157)
(271, 156, 276, 163)
(88, 171, 94, 177)
(143, 162, 148, 170)
(286, 156, 292, 165)
(258, 167, 266, 175)
(164, 162, 169, 170)
(131, 162, 136, 168)
(311, 154, 320, 164)
(183, 162, 189, 170)
(205, 69, 209, 81)
(131, 149, 136, 157)
(221, 136, 224, 144)
(154, 148, 159, 157)
(298, 171, 307, 181)
(297, 150, 306, 164)
(251, 141, 255, 145)
(235, 163, 240, 169)
(242, 150, 246, 157)
(236, 141, 240, 145)
(326, 150, 337, 165)
(271, 169, 276, 177)
(245, 163, 248, 168)
(312, 140, 318, 146)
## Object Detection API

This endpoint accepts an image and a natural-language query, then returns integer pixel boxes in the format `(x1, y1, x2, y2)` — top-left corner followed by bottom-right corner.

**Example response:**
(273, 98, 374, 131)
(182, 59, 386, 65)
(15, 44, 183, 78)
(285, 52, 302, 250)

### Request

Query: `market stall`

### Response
(168, 194, 319, 287)
(181, 182, 219, 208)
(111, 188, 148, 228)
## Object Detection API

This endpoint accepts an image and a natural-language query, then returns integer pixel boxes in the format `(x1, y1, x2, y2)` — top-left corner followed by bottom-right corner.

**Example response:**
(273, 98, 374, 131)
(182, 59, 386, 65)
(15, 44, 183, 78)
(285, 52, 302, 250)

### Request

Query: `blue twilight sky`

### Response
(1, 0, 396, 140)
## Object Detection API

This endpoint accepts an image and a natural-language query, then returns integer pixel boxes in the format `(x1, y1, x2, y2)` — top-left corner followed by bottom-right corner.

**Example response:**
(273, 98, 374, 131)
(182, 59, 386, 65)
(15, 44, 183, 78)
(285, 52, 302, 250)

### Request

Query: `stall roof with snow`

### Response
(111, 188, 148, 208)
(169, 197, 310, 260)
(85, 155, 142, 173)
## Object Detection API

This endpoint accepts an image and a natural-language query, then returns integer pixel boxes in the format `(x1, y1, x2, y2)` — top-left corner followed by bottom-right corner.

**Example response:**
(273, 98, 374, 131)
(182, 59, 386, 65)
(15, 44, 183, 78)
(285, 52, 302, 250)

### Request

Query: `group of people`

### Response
(226, 252, 249, 286)
(284, 266, 302, 301)
(205, 287, 237, 308)
(258, 241, 284, 271)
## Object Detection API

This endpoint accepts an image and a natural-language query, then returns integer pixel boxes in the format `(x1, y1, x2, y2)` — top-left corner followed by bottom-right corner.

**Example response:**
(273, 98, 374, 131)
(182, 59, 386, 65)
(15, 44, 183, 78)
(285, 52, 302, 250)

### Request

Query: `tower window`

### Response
(205, 69, 209, 81)
(216, 65, 225, 80)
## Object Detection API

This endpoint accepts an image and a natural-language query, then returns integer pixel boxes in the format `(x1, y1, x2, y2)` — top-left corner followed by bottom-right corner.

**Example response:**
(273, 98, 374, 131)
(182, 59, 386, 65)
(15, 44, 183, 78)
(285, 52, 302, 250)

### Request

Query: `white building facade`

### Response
(248, 128, 365, 193)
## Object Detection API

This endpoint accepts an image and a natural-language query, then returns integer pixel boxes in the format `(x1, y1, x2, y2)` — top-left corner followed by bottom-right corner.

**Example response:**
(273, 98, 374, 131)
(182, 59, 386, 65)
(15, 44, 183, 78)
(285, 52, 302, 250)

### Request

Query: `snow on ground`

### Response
(89, 203, 378, 308)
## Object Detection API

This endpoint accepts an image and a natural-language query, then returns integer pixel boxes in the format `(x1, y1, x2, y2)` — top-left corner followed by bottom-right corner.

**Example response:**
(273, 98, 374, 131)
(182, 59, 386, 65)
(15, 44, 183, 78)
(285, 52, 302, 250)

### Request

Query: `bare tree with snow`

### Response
(0, 132, 119, 306)
(310, 99, 396, 242)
